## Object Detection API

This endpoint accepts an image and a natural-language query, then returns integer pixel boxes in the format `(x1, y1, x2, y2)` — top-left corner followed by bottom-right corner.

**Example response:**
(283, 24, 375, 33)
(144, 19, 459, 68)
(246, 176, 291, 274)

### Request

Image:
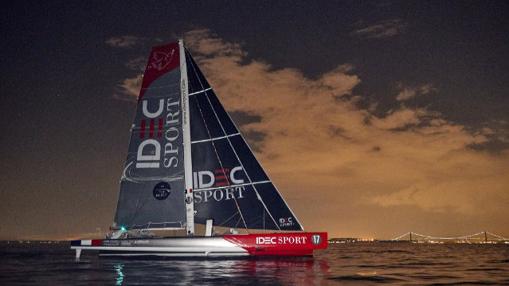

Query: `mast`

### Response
(179, 39, 195, 235)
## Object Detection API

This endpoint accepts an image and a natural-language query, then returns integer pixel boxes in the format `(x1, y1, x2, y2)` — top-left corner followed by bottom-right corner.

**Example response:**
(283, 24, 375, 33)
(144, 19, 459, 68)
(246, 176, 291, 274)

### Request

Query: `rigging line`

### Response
(128, 196, 150, 229)
(131, 221, 183, 230)
(235, 215, 242, 229)
(186, 51, 248, 230)
(186, 52, 281, 231)
(217, 211, 241, 227)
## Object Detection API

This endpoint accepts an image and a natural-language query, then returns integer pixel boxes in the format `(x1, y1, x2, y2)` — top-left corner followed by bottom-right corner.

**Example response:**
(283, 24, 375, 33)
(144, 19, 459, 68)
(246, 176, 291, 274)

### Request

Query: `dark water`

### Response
(1, 242, 508, 285)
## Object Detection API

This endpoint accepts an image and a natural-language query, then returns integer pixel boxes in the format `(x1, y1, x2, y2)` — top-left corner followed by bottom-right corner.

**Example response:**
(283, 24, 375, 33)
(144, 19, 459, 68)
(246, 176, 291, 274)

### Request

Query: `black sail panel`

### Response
(206, 90, 237, 135)
(186, 49, 303, 231)
(114, 43, 187, 230)
(185, 50, 210, 94)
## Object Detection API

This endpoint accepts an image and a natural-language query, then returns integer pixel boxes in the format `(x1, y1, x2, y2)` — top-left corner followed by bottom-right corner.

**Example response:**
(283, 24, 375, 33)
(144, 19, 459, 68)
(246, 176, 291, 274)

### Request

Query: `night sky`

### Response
(1, 1, 508, 240)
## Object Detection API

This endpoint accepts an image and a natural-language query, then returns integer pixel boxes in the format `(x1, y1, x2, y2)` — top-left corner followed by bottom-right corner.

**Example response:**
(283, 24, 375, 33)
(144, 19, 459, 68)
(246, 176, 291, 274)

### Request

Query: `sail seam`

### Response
(191, 133, 240, 144)
(217, 211, 242, 227)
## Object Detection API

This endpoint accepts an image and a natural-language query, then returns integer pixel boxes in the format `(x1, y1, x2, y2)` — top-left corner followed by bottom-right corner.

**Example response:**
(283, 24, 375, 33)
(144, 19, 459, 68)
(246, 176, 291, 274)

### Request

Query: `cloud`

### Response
(371, 108, 426, 129)
(105, 35, 144, 48)
(185, 29, 245, 58)
(353, 19, 406, 39)
(112, 56, 146, 101)
(396, 83, 437, 101)
(113, 74, 142, 102)
(125, 56, 147, 71)
(183, 30, 509, 237)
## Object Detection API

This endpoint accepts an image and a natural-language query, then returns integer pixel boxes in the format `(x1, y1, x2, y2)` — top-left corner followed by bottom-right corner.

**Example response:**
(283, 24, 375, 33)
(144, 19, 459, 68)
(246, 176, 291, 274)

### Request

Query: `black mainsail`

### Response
(113, 41, 303, 233)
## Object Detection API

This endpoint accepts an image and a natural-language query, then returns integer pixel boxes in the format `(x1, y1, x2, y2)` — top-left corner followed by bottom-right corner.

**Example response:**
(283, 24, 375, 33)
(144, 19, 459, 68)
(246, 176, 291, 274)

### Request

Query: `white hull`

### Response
(71, 232, 327, 259)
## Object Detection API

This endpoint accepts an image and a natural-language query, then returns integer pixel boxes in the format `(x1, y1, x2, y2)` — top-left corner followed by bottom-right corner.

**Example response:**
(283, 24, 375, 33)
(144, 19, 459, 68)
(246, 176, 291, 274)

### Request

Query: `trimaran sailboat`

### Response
(71, 40, 327, 258)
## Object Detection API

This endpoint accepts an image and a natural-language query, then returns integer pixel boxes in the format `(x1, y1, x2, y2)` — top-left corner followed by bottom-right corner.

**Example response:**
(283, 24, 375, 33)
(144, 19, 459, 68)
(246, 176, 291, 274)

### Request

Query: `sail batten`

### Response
(189, 87, 212, 96)
(191, 133, 241, 144)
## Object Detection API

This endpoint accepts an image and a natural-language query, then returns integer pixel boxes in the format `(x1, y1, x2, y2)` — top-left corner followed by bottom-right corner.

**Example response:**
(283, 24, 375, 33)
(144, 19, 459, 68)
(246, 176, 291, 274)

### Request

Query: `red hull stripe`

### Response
(224, 232, 328, 256)
(91, 239, 103, 246)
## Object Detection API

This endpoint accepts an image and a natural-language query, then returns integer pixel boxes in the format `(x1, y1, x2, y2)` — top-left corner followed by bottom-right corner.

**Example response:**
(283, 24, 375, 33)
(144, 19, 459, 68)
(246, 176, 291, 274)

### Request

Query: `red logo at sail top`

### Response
(139, 42, 180, 99)
(149, 50, 176, 71)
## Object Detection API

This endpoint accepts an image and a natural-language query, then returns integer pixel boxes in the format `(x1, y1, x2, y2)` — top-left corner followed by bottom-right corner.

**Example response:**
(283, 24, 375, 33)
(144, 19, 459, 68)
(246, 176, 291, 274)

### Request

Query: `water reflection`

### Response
(114, 263, 124, 285)
(4, 242, 508, 285)
(231, 258, 331, 285)
(108, 257, 330, 285)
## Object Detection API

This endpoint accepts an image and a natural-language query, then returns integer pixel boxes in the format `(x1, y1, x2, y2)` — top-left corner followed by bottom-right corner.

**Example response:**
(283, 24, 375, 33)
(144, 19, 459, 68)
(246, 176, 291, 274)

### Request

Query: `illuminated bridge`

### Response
(391, 231, 509, 243)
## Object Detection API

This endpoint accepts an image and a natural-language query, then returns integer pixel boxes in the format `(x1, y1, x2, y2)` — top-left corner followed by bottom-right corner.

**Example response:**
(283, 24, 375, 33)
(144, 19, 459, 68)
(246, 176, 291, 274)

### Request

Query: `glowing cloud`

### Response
(105, 35, 143, 48)
(352, 19, 407, 39)
(396, 83, 437, 101)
